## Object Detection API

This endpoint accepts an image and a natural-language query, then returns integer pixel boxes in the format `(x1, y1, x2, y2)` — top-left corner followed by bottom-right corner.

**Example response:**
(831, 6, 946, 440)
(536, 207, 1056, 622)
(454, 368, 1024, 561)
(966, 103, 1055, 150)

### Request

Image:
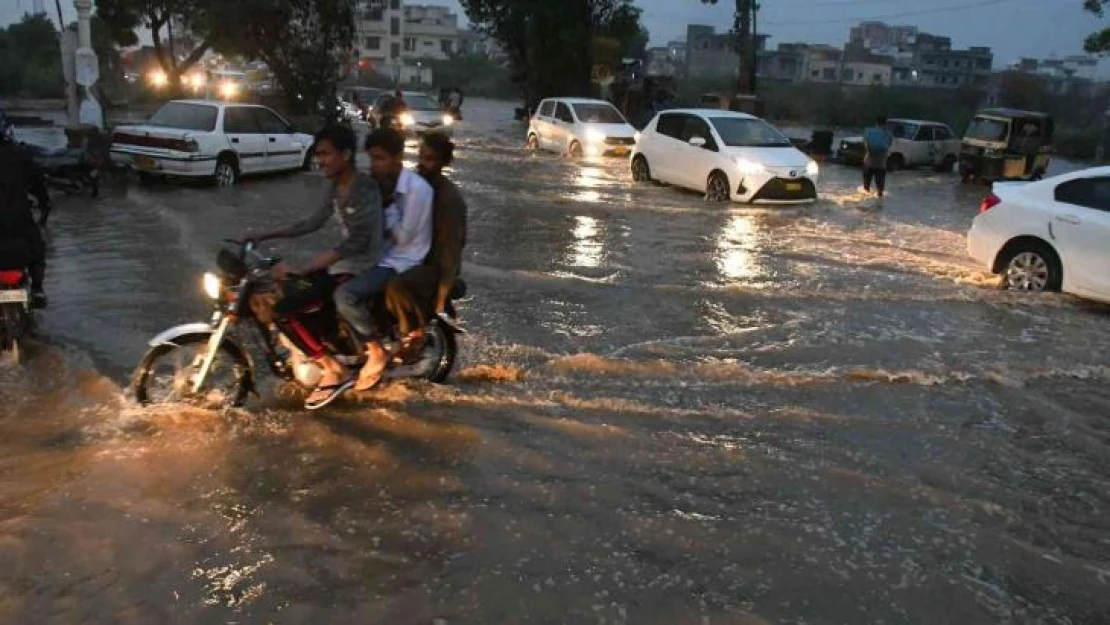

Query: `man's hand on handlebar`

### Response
(271, 261, 295, 282)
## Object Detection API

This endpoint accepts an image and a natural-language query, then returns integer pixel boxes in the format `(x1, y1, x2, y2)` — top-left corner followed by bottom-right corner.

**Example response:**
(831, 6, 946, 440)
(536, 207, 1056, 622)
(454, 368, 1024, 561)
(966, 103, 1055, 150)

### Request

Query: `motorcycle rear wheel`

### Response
(132, 335, 252, 408)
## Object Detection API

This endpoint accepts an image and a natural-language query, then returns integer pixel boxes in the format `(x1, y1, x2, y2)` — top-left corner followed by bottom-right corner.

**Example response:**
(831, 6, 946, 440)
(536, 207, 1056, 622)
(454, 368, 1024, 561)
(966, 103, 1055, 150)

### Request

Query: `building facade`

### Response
(685, 24, 768, 79)
(355, 0, 461, 83)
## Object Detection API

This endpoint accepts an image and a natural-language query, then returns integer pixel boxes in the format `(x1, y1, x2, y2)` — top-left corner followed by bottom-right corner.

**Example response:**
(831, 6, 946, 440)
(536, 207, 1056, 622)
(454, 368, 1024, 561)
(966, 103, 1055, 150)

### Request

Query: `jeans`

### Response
(334, 266, 396, 340)
(863, 167, 887, 196)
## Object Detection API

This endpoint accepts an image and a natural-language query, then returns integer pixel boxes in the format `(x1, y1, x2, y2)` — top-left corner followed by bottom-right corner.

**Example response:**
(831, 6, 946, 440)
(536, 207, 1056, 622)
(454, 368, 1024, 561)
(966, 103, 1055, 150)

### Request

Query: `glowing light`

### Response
(218, 81, 239, 100)
(149, 70, 168, 88)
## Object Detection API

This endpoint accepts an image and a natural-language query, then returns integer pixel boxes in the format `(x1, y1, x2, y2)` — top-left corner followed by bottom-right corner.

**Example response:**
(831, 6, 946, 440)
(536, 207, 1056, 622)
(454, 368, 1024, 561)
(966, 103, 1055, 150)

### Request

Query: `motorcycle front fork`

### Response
(191, 315, 232, 394)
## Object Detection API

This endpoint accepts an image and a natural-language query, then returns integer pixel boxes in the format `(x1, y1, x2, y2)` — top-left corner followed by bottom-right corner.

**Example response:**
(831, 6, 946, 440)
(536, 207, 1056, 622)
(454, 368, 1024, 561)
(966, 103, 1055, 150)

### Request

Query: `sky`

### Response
(2, 0, 1106, 68)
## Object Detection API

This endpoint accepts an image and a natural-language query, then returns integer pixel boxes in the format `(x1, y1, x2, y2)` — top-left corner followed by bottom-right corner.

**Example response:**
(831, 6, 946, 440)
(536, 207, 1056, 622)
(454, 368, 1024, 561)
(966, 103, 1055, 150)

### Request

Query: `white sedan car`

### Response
(968, 166, 1110, 303)
(630, 109, 819, 203)
(527, 97, 638, 157)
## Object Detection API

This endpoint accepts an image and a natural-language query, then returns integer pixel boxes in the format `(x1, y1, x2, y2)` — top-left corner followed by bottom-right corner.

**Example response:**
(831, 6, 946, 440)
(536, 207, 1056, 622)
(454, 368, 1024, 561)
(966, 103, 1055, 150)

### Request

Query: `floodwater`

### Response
(2, 99, 1109, 624)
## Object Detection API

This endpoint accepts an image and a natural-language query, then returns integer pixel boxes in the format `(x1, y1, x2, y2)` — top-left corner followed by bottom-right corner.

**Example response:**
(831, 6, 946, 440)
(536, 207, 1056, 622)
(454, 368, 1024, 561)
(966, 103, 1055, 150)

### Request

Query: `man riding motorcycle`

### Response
(1, 115, 51, 227)
(247, 124, 385, 410)
(382, 133, 468, 360)
(0, 131, 49, 310)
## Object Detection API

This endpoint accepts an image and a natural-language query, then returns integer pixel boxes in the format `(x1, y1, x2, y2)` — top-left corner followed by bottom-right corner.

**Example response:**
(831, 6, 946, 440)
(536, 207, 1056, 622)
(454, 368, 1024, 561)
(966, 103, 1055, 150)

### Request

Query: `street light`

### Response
(149, 69, 168, 88)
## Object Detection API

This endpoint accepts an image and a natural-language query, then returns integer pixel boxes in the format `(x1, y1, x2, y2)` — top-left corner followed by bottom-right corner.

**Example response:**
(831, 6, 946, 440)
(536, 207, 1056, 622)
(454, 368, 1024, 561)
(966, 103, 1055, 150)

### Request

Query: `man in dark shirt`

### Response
(382, 133, 468, 360)
(250, 124, 384, 410)
(0, 133, 49, 309)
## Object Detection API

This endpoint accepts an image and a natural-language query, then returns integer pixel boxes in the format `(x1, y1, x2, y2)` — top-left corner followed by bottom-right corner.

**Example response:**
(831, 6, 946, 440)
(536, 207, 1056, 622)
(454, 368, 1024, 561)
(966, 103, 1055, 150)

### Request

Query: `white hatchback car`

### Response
(527, 98, 638, 157)
(631, 109, 819, 203)
(968, 166, 1110, 303)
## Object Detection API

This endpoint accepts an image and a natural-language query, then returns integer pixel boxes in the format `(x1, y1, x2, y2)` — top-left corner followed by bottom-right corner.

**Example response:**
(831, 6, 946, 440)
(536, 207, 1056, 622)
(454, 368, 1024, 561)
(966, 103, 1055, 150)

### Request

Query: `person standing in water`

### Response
(862, 116, 893, 198)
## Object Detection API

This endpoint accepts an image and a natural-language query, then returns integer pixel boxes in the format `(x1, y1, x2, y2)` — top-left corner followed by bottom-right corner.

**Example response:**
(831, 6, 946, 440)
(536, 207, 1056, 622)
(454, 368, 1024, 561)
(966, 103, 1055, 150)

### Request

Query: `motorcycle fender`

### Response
(148, 322, 218, 347)
(435, 312, 466, 335)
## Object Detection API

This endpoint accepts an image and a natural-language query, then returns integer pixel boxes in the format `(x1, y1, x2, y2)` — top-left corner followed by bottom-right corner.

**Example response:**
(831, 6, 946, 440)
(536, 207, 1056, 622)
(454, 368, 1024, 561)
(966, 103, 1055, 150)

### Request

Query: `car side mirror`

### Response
(689, 135, 707, 148)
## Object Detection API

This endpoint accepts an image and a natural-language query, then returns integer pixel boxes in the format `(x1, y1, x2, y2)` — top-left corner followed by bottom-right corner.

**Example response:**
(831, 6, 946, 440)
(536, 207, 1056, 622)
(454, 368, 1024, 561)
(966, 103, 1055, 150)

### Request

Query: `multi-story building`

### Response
(354, 0, 461, 84)
(685, 24, 768, 79)
(912, 35, 993, 89)
(849, 21, 917, 56)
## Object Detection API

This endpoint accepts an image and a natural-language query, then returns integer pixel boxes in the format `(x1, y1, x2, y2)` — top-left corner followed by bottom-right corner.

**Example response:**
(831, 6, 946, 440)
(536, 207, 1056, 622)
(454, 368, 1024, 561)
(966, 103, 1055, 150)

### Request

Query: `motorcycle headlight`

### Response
(400, 113, 415, 127)
(585, 128, 607, 143)
(806, 160, 819, 176)
(735, 158, 765, 175)
(202, 272, 222, 300)
(442, 113, 455, 126)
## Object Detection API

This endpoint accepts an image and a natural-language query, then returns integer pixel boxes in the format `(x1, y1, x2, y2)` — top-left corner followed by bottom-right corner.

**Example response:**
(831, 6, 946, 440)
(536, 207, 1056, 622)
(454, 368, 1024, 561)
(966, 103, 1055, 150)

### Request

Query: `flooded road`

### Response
(2, 99, 1109, 624)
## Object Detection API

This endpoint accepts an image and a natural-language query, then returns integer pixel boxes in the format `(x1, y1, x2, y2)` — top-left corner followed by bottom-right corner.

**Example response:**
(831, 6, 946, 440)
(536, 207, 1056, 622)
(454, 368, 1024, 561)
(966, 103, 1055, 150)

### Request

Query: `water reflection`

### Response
(568, 215, 605, 268)
(572, 166, 605, 203)
(714, 214, 763, 283)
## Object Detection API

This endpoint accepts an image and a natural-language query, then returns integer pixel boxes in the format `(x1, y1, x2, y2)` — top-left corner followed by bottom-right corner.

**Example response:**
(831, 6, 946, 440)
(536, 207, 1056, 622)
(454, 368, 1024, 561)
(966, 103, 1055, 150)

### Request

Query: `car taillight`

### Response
(980, 193, 1001, 213)
(0, 270, 25, 287)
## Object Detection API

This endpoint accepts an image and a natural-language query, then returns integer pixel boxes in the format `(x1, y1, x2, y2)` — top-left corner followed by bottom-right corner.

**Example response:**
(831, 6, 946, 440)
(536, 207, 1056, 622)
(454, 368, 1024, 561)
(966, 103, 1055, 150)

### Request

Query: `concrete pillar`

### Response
(73, 0, 102, 129)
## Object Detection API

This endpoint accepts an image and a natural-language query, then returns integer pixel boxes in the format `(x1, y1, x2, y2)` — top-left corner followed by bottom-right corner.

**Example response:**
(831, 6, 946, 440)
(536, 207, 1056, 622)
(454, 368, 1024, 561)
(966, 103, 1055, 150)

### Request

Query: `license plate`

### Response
(785, 182, 802, 192)
(613, 147, 629, 155)
(135, 155, 157, 170)
(0, 290, 27, 304)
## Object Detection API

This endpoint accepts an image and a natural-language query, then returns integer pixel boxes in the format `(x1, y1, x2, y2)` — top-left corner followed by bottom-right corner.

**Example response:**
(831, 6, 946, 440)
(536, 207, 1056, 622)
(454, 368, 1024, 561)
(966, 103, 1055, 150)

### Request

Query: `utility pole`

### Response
(735, 0, 752, 94)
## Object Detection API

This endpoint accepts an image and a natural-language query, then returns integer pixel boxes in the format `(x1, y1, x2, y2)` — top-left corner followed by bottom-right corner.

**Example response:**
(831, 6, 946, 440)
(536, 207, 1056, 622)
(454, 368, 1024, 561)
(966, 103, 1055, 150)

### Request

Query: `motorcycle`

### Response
(0, 267, 33, 365)
(22, 141, 100, 198)
(131, 239, 464, 408)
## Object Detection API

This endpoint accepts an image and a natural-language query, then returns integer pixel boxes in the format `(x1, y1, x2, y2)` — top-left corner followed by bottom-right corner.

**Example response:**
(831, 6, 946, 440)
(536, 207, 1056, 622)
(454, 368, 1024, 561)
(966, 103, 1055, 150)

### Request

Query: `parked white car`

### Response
(110, 100, 315, 187)
(631, 109, 819, 203)
(968, 166, 1110, 303)
(527, 98, 638, 157)
(838, 119, 962, 172)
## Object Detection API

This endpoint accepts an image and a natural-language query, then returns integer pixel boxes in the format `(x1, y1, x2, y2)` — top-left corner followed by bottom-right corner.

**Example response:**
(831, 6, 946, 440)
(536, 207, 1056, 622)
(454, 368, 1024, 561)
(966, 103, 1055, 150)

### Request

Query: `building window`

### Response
(404, 37, 416, 51)
(441, 39, 454, 55)
(365, 37, 381, 50)
(390, 0, 399, 9)
(366, 8, 383, 21)
(873, 73, 882, 82)
(390, 16, 400, 36)
(391, 42, 400, 59)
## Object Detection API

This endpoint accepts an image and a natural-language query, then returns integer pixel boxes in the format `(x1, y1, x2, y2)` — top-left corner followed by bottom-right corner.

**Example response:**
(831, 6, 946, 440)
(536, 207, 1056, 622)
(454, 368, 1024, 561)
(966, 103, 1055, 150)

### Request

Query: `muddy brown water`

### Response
(1, 99, 1108, 624)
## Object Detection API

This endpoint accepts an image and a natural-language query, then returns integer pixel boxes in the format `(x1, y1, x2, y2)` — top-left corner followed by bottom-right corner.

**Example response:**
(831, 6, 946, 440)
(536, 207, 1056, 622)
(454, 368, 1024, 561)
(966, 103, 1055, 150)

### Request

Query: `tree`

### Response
(208, 0, 355, 115)
(96, 0, 211, 86)
(1085, 0, 1110, 52)
(459, 0, 646, 105)
(0, 14, 63, 97)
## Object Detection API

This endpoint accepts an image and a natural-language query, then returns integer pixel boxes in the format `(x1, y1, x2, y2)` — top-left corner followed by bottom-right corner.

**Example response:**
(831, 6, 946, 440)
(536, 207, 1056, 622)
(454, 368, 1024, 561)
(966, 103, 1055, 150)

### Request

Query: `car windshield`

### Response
(709, 117, 791, 147)
(148, 102, 218, 131)
(405, 94, 439, 110)
(887, 121, 919, 139)
(966, 117, 1011, 142)
(572, 103, 626, 124)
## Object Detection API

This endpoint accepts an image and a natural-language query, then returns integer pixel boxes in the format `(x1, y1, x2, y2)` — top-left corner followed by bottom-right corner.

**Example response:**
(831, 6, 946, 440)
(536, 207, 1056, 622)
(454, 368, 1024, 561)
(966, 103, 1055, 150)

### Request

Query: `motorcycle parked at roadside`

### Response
(21, 141, 100, 198)
(131, 239, 464, 408)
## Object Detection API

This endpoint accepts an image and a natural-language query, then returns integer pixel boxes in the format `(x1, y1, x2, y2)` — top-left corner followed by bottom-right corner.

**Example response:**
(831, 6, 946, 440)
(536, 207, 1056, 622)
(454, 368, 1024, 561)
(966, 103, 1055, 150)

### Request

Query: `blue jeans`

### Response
(334, 266, 396, 340)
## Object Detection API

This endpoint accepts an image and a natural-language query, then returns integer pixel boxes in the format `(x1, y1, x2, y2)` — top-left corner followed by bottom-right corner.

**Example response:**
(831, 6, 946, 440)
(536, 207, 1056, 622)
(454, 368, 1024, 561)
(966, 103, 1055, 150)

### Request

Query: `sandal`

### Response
(305, 377, 355, 410)
(394, 331, 426, 365)
(354, 349, 388, 392)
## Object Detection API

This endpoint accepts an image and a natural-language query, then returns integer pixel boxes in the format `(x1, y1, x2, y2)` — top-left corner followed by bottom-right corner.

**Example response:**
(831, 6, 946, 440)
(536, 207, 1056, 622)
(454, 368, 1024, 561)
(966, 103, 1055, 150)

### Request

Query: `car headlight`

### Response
(400, 113, 415, 127)
(585, 128, 606, 143)
(735, 158, 765, 175)
(443, 114, 454, 126)
(806, 160, 819, 176)
(202, 272, 222, 300)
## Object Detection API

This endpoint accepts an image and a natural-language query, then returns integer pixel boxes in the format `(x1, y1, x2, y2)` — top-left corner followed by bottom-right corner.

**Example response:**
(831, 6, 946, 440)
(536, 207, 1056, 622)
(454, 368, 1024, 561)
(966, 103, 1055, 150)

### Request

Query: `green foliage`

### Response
(426, 54, 515, 99)
(458, 0, 646, 103)
(1084, 0, 1110, 52)
(0, 14, 63, 97)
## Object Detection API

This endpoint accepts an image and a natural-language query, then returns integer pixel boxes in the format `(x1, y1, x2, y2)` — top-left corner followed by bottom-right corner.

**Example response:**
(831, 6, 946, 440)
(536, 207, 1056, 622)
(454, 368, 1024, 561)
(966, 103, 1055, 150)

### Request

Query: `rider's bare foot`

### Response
(354, 342, 388, 391)
(394, 329, 426, 365)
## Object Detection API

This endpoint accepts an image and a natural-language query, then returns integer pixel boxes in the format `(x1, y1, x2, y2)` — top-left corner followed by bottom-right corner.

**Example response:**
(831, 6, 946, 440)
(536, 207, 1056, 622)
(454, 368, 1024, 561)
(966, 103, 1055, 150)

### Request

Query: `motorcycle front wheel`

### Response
(132, 334, 252, 408)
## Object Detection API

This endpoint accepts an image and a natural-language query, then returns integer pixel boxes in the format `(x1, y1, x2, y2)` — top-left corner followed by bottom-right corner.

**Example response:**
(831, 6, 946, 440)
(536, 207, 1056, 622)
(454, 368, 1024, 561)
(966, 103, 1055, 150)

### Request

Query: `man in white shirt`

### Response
(336, 127, 434, 391)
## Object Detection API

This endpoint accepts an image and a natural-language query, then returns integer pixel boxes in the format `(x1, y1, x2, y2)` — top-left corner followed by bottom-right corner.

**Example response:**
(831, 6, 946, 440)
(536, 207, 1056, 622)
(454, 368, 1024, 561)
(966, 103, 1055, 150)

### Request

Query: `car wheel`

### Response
(886, 154, 905, 172)
(706, 170, 731, 202)
(568, 141, 583, 158)
(936, 155, 956, 173)
(1001, 243, 1062, 293)
(527, 134, 539, 151)
(301, 146, 317, 171)
(631, 155, 652, 182)
(214, 156, 238, 188)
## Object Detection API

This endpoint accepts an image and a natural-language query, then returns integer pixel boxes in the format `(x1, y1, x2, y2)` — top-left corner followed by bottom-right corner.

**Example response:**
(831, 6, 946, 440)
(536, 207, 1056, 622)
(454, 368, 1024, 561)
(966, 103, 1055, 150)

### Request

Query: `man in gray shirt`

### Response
(252, 124, 384, 409)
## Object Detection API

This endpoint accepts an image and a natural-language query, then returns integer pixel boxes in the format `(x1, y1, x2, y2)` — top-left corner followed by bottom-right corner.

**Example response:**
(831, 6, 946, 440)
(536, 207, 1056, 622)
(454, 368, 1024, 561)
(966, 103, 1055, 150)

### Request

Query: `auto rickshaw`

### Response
(700, 93, 766, 118)
(958, 108, 1053, 183)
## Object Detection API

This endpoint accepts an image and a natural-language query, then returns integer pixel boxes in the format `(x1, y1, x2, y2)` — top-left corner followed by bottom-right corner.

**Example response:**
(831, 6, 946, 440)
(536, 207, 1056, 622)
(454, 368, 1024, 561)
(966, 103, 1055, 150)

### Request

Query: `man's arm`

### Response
(392, 176, 434, 247)
(254, 192, 333, 242)
(434, 184, 467, 312)
(331, 177, 384, 267)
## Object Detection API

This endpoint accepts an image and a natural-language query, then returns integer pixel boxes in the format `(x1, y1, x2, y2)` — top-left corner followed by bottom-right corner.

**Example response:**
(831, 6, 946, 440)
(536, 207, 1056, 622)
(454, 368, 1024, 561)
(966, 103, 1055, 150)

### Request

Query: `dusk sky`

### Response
(2, 0, 1105, 67)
